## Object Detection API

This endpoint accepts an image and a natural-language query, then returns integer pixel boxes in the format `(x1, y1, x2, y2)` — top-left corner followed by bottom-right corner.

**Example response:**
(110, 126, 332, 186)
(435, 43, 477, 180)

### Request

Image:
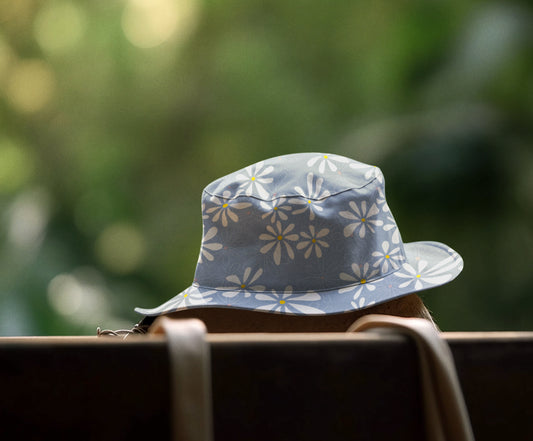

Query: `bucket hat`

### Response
(135, 153, 463, 317)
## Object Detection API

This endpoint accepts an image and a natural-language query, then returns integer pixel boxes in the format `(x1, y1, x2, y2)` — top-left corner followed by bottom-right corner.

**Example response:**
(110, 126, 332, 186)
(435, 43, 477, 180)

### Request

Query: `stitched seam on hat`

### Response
(192, 263, 405, 294)
(203, 176, 380, 203)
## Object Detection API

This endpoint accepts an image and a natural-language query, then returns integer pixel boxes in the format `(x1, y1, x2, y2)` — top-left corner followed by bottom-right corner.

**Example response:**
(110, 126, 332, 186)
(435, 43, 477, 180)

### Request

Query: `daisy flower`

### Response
(235, 160, 274, 199)
(205, 190, 252, 227)
(395, 256, 458, 291)
(339, 262, 379, 301)
(372, 241, 404, 273)
(351, 295, 376, 310)
(259, 221, 299, 265)
(260, 197, 292, 223)
(376, 187, 390, 212)
(307, 153, 350, 174)
(296, 225, 330, 259)
(201, 203, 209, 220)
(198, 226, 223, 263)
(339, 200, 383, 238)
(254, 286, 325, 314)
(382, 213, 401, 244)
(348, 162, 384, 183)
(289, 172, 330, 220)
(219, 267, 265, 298)
(147, 286, 216, 313)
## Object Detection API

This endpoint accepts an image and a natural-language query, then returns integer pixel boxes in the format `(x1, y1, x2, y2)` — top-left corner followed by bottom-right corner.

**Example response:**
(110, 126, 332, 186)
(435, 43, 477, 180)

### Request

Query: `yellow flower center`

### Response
(416, 274, 421, 278)
(307, 199, 312, 204)
(184, 294, 188, 298)
(361, 218, 366, 222)
(222, 203, 228, 208)
(274, 206, 278, 210)
(277, 235, 283, 241)
(251, 176, 256, 181)
(361, 279, 366, 284)
(241, 284, 246, 289)
(279, 300, 286, 304)
(385, 255, 390, 259)
(323, 155, 328, 159)
(312, 238, 316, 243)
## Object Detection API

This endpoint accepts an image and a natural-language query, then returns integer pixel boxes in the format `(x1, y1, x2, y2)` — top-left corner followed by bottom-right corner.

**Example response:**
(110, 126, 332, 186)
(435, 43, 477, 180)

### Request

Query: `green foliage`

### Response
(0, 0, 532, 334)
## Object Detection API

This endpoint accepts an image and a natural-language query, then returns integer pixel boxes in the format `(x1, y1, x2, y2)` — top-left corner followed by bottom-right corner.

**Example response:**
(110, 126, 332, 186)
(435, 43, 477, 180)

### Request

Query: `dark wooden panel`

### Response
(211, 337, 423, 441)
(0, 338, 170, 440)
(0, 334, 532, 441)
(447, 335, 533, 441)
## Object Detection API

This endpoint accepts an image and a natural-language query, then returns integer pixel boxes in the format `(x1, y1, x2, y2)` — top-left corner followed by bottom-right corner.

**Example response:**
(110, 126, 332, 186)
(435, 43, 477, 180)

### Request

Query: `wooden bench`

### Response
(0, 332, 532, 440)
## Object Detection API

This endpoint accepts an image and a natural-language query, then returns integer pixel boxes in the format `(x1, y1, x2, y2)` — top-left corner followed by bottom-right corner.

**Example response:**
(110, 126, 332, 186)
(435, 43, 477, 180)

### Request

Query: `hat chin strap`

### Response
(150, 317, 214, 441)
(347, 315, 475, 441)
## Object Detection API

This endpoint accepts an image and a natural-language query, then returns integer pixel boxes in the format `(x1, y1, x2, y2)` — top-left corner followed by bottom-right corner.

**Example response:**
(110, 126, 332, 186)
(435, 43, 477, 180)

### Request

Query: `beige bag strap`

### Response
(347, 315, 475, 441)
(150, 317, 214, 441)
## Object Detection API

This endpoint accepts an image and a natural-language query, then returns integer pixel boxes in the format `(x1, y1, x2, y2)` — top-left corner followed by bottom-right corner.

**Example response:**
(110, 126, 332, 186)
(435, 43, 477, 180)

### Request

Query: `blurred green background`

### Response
(0, 0, 532, 335)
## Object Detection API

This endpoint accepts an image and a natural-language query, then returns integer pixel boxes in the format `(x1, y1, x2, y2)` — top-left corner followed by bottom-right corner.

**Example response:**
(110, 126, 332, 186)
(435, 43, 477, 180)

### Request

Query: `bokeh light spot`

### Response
(47, 274, 83, 316)
(0, 139, 35, 194)
(95, 222, 146, 274)
(122, 0, 199, 49)
(0, 36, 14, 85)
(7, 188, 51, 251)
(47, 269, 109, 320)
(0, 0, 33, 23)
(34, 1, 86, 54)
(5, 59, 55, 113)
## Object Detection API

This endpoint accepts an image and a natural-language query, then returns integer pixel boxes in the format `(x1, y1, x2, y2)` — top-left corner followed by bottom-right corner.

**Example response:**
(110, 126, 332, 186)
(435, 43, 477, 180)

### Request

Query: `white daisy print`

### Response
(383, 214, 401, 244)
(374, 189, 400, 244)
(351, 295, 376, 310)
(297, 225, 330, 259)
(396, 257, 457, 291)
(150, 286, 216, 313)
(255, 286, 325, 314)
(349, 162, 384, 183)
(202, 203, 209, 220)
(339, 263, 379, 301)
(448, 247, 464, 271)
(260, 197, 292, 223)
(307, 153, 350, 174)
(259, 221, 299, 265)
(289, 172, 330, 220)
(198, 226, 223, 263)
(206, 190, 252, 227)
(339, 201, 383, 238)
(372, 241, 404, 273)
(376, 187, 390, 212)
(220, 267, 266, 298)
(235, 160, 274, 199)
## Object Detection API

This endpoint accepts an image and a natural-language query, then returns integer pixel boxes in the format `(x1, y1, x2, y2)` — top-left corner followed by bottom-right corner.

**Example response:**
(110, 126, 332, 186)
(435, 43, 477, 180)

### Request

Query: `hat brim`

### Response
(135, 241, 463, 317)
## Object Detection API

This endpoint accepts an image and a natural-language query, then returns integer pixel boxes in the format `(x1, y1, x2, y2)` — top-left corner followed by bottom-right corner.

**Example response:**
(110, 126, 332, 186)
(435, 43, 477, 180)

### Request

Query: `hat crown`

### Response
(194, 153, 405, 294)
(205, 153, 372, 201)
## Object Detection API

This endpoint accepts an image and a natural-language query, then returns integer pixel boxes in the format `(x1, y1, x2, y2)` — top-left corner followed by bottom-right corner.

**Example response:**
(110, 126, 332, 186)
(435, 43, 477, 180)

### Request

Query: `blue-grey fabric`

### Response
(135, 153, 463, 316)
